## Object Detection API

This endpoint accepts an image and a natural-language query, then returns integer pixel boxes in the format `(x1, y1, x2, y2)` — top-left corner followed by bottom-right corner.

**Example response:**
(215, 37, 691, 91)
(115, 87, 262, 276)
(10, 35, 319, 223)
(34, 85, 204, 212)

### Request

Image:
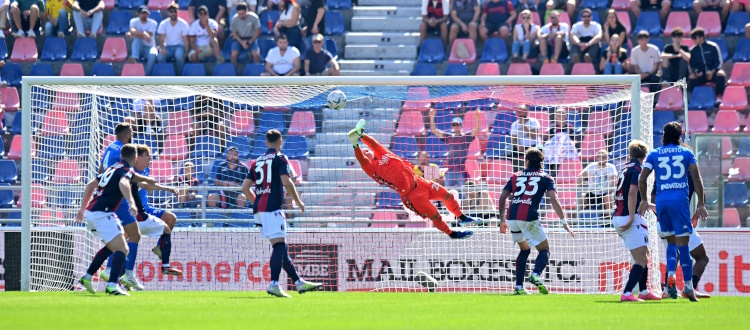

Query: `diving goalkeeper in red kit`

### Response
(348, 119, 476, 239)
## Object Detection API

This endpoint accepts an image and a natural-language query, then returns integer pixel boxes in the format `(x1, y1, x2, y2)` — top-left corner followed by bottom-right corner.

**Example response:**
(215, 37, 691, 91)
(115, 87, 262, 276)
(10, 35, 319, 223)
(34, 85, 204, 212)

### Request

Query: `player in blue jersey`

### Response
(75, 144, 156, 296)
(241, 129, 322, 298)
(612, 140, 661, 302)
(498, 148, 575, 295)
(638, 122, 708, 302)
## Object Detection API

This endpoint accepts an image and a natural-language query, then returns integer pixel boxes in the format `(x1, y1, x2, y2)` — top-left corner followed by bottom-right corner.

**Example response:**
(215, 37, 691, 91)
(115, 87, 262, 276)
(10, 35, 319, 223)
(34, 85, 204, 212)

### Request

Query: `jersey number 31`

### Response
(255, 160, 272, 184)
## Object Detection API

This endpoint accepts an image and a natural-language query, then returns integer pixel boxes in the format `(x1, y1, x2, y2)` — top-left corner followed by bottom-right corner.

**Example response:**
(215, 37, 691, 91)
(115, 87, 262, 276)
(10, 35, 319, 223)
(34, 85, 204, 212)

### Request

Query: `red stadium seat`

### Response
(60, 63, 84, 76)
(712, 110, 741, 133)
(587, 111, 613, 135)
(17, 184, 46, 208)
(483, 160, 514, 185)
(557, 158, 582, 184)
(52, 159, 82, 184)
(729, 157, 750, 182)
(655, 87, 684, 111)
(395, 111, 425, 136)
(719, 86, 748, 111)
(227, 110, 255, 135)
(722, 136, 733, 159)
(121, 63, 145, 76)
(476, 63, 500, 75)
(41, 110, 69, 136)
(101, 38, 128, 62)
(696, 11, 721, 37)
(664, 12, 691, 36)
(611, 0, 630, 10)
(686, 111, 708, 133)
(507, 63, 532, 75)
(148, 0, 172, 9)
(465, 158, 481, 180)
(728, 63, 750, 86)
(571, 63, 596, 75)
(8, 135, 33, 160)
(557, 189, 578, 210)
(681, 38, 694, 49)
(288, 111, 316, 136)
(165, 110, 192, 135)
(0, 86, 19, 111)
(550, 12, 571, 26)
(516, 11, 541, 25)
(462, 111, 489, 136)
(402, 87, 430, 111)
(723, 208, 740, 227)
(151, 159, 175, 183)
(10, 38, 38, 62)
(371, 212, 399, 228)
(580, 134, 606, 161)
(51, 91, 81, 113)
(448, 38, 476, 64)
(104, 0, 115, 9)
(528, 111, 550, 134)
(288, 159, 303, 184)
(178, 10, 194, 25)
(466, 138, 482, 160)
(540, 63, 564, 75)
(616, 11, 631, 34)
(162, 134, 188, 161)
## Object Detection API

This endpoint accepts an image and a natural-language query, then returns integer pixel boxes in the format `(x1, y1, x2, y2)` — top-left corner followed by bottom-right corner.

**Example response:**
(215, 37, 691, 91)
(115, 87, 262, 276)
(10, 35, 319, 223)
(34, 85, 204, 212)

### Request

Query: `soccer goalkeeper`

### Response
(348, 120, 476, 239)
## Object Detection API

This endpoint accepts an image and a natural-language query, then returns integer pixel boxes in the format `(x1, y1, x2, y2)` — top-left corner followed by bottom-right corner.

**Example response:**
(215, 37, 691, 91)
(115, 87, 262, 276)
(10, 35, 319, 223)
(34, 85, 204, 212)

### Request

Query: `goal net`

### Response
(21, 76, 658, 294)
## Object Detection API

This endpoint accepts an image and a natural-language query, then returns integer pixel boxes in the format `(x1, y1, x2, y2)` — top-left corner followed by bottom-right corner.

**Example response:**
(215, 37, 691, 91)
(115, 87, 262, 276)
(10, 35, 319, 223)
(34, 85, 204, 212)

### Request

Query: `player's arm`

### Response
(471, 109, 481, 137)
(280, 174, 304, 213)
(359, 134, 390, 157)
(547, 190, 575, 237)
(497, 189, 510, 233)
(241, 178, 256, 204)
(74, 178, 99, 222)
(428, 108, 445, 138)
(130, 172, 156, 185)
(119, 178, 138, 216)
(688, 163, 709, 220)
(137, 181, 178, 196)
(637, 167, 653, 215)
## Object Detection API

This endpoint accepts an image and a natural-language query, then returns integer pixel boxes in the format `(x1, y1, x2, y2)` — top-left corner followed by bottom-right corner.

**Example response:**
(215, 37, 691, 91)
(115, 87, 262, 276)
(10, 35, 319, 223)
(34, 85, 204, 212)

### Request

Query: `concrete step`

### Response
(345, 32, 421, 46)
(358, 0, 422, 6)
(322, 107, 400, 121)
(308, 168, 372, 182)
(352, 6, 422, 17)
(344, 45, 417, 59)
(351, 17, 421, 32)
(301, 192, 376, 207)
(314, 132, 392, 145)
(339, 60, 416, 72)
(322, 118, 396, 134)
(340, 70, 411, 76)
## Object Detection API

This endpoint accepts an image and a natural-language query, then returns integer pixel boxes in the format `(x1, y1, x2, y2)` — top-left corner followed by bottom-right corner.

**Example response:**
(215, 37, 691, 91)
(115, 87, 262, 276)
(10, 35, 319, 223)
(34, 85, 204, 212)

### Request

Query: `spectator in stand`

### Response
(414, 151, 445, 186)
(600, 33, 630, 74)
(420, 0, 450, 46)
(631, 0, 671, 21)
(511, 9, 538, 62)
(661, 27, 690, 83)
(0, 1, 9, 34)
(542, 107, 578, 177)
(545, 0, 575, 19)
(274, 0, 302, 51)
(509, 104, 541, 171)
(577, 149, 617, 210)
(303, 0, 324, 37)
(459, 180, 496, 221)
(0, 60, 6, 87)
(602, 9, 628, 51)
(516, 0, 541, 12)
(262, 33, 301, 76)
(71, 0, 103, 38)
(188, 5, 225, 63)
(208, 146, 249, 208)
(10, 0, 44, 38)
(178, 161, 200, 208)
(694, 0, 730, 22)
(731, 0, 750, 13)
(132, 99, 164, 151)
(449, 0, 480, 48)
(569, 8, 602, 64)
(688, 27, 726, 97)
(157, 3, 190, 75)
(191, 95, 227, 144)
(304, 33, 339, 76)
(189, 0, 226, 45)
(264, 0, 279, 10)
(228, 0, 256, 18)
(428, 108, 481, 188)
(630, 30, 662, 93)
(537, 10, 568, 64)
(43, 0, 70, 38)
(479, 0, 516, 43)
(128, 6, 159, 76)
(230, 2, 261, 68)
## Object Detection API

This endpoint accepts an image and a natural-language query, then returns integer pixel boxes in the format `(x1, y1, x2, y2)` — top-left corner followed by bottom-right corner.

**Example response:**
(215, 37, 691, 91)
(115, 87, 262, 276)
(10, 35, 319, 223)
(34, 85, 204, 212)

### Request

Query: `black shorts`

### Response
(640, 0, 661, 10)
(545, 41, 570, 59)
(485, 21, 510, 34)
(426, 20, 448, 34)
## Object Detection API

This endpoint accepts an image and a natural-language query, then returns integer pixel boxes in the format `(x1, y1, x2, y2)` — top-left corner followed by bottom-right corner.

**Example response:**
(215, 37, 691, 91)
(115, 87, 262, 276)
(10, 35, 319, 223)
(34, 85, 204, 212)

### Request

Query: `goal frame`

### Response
(20, 75, 643, 291)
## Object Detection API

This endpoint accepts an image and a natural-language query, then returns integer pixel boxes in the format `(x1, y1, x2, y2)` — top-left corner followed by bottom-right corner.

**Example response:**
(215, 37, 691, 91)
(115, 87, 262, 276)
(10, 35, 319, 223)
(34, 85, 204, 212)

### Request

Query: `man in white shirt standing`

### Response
(537, 10, 569, 64)
(510, 104, 541, 172)
(569, 8, 602, 64)
(188, 5, 224, 63)
(577, 149, 618, 210)
(262, 33, 300, 76)
(629, 30, 662, 92)
(128, 6, 159, 76)
(157, 3, 190, 75)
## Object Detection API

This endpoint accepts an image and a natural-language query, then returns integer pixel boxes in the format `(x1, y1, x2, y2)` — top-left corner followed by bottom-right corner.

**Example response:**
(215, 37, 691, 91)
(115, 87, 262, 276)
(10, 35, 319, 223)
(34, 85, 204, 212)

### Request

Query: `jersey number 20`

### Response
(657, 155, 685, 180)
(514, 177, 540, 196)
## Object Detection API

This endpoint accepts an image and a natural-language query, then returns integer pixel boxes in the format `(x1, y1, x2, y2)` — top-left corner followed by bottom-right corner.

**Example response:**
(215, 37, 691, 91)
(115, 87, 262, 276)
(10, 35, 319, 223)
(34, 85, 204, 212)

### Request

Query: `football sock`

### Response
(516, 249, 531, 287)
(270, 242, 285, 282)
(125, 242, 138, 274)
(623, 264, 644, 295)
(158, 234, 172, 267)
(533, 250, 550, 276)
(108, 251, 127, 286)
(431, 215, 453, 235)
(693, 274, 701, 289)
(458, 214, 468, 221)
(639, 266, 649, 294)
(86, 247, 113, 276)
(282, 246, 301, 283)
(666, 243, 678, 274)
(678, 245, 694, 291)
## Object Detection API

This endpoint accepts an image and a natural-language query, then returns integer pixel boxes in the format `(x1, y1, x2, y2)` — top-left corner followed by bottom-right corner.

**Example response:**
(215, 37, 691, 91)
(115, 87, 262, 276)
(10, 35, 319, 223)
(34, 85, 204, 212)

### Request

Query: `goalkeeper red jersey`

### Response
(354, 135, 417, 195)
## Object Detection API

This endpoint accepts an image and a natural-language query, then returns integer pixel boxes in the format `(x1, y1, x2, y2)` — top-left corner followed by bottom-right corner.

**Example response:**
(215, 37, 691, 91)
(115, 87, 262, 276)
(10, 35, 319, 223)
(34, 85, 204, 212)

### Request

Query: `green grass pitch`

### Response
(1, 292, 749, 329)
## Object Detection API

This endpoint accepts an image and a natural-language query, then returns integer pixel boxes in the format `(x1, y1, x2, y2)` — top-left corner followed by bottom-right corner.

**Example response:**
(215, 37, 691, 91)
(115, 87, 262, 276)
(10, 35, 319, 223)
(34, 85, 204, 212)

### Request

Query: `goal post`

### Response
(21, 75, 654, 293)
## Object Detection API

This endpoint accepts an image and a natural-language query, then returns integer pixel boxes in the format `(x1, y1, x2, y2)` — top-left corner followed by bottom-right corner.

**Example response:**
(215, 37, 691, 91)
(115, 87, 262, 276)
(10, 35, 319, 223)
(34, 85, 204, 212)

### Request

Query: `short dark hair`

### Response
(236, 2, 247, 11)
(227, 146, 239, 154)
(276, 33, 288, 41)
(120, 143, 137, 161)
(266, 129, 282, 143)
(580, 8, 592, 16)
(628, 140, 649, 159)
(136, 144, 151, 157)
(115, 122, 131, 138)
(525, 148, 544, 169)
(689, 27, 705, 40)
(637, 30, 649, 39)
(662, 121, 683, 146)
(670, 27, 684, 38)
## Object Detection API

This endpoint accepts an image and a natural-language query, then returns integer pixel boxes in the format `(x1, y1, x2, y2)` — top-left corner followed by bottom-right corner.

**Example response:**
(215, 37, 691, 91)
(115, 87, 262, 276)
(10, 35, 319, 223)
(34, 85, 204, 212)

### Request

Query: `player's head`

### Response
(362, 147, 375, 160)
(628, 140, 649, 161)
(226, 146, 240, 163)
(596, 149, 608, 166)
(662, 121, 683, 146)
(120, 143, 138, 165)
(134, 144, 152, 171)
(524, 147, 544, 170)
(266, 129, 283, 150)
(417, 151, 430, 166)
(115, 122, 132, 143)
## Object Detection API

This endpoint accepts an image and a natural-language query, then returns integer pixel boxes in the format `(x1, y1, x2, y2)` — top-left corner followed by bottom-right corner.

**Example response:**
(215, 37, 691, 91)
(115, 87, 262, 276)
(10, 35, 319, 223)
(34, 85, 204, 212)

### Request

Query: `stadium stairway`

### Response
(340, 0, 421, 75)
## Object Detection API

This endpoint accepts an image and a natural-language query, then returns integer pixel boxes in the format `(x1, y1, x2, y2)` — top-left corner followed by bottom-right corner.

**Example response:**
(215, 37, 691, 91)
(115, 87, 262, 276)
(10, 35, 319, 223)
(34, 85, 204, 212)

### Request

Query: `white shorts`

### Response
(188, 45, 213, 60)
(138, 214, 167, 238)
(85, 210, 124, 244)
(613, 215, 650, 250)
(508, 220, 547, 247)
(254, 210, 287, 239)
(658, 226, 704, 252)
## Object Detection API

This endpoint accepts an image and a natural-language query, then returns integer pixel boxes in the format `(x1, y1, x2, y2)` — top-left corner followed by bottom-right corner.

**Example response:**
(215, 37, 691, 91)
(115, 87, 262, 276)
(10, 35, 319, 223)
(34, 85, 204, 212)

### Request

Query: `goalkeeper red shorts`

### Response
(401, 177, 449, 219)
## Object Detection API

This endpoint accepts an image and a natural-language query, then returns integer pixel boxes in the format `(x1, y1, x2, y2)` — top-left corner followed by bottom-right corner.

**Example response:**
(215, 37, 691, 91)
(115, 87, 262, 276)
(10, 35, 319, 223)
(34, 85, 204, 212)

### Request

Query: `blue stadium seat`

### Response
(40, 37, 68, 61)
(0, 184, 13, 208)
(192, 135, 222, 159)
(324, 11, 345, 35)
(444, 63, 468, 75)
(152, 63, 176, 76)
(705, 189, 718, 206)
(724, 182, 748, 207)
(1, 62, 22, 87)
(688, 86, 716, 110)
(581, 0, 608, 9)
(10, 112, 22, 135)
(0, 160, 16, 183)
(224, 212, 255, 227)
(326, 0, 352, 9)
(118, 0, 145, 9)
(391, 136, 419, 159)
(732, 38, 750, 62)
(435, 101, 461, 110)
(133, 134, 159, 155)
(31, 159, 47, 183)
(0, 40, 7, 59)
(257, 112, 286, 134)
(177, 0, 190, 9)
(634, 12, 662, 36)
(649, 38, 664, 51)
(726, 12, 750, 36)
(0, 139, 5, 157)
(55, 187, 81, 207)
(213, 63, 236, 76)
(182, 63, 206, 76)
(107, 10, 132, 35)
(38, 135, 67, 160)
(492, 111, 517, 135)
(467, 98, 494, 110)
(70, 38, 98, 61)
(578, 11, 600, 23)
(708, 38, 729, 62)
(412, 63, 437, 76)
(376, 191, 403, 209)
(221, 36, 249, 63)
(284, 136, 309, 159)
(29, 63, 54, 76)
(671, 0, 692, 10)
(250, 134, 269, 158)
(91, 63, 115, 76)
(260, 10, 279, 35)
(653, 112, 675, 134)
(326, 38, 338, 59)
(737, 138, 750, 157)
(243, 63, 266, 76)
(611, 131, 630, 159)
(227, 135, 253, 158)
(434, 109, 455, 132)
(486, 134, 512, 158)
(259, 38, 276, 61)
(424, 136, 449, 160)
(653, 133, 663, 148)
(149, 10, 163, 23)
(418, 39, 445, 63)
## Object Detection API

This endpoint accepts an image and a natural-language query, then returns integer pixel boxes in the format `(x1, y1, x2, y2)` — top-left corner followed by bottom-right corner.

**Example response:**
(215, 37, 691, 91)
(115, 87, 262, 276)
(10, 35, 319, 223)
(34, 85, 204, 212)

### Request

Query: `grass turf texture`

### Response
(1, 292, 748, 329)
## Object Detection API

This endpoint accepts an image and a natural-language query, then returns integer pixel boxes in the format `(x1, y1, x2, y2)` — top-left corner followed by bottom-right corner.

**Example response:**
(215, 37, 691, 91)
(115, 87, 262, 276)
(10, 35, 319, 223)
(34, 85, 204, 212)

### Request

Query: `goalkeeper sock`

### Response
(533, 250, 550, 276)
(86, 247, 113, 277)
(270, 242, 285, 282)
(639, 265, 649, 294)
(283, 247, 301, 283)
(693, 274, 701, 289)
(678, 245, 694, 291)
(430, 215, 453, 235)
(108, 251, 127, 286)
(125, 242, 138, 274)
(443, 195, 461, 218)
(623, 264, 644, 295)
(666, 243, 678, 274)
(515, 249, 530, 288)
(158, 234, 172, 267)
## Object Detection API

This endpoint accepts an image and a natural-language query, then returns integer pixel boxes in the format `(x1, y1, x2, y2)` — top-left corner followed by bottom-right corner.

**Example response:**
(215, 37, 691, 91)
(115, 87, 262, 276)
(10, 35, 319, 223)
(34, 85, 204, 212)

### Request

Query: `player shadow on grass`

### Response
(593, 299, 677, 304)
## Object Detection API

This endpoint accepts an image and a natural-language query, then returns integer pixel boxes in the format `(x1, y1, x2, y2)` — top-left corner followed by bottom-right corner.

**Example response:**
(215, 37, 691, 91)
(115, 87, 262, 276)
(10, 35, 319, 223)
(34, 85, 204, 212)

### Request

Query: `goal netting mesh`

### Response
(24, 80, 659, 294)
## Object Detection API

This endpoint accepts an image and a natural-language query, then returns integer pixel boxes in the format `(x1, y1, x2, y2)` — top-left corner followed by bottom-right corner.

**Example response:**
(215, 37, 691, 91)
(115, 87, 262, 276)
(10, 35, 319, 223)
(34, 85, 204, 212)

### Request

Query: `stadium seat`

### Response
(484, 160, 514, 185)
(712, 111, 742, 133)
(288, 111, 316, 136)
(371, 212, 398, 228)
(0, 184, 13, 208)
(706, 37, 728, 62)
(444, 63, 468, 75)
(258, 38, 276, 61)
(580, 134, 606, 161)
(0, 62, 21, 87)
(723, 208, 741, 228)
(557, 158, 583, 184)
(688, 86, 716, 110)
(182, 63, 207, 76)
(213, 63, 236, 76)
(724, 182, 748, 207)
(492, 110, 517, 135)
(720, 86, 748, 110)
(69, 38, 98, 62)
(227, 135, 253, 158)
(10, 38, 37, 62)
(412, 63, 437, 76)
(0, 160, 17, 183)
(60, 63, 84, 76)
(418, 39, 445, 63)
(424, 136, 449, 160)
(476, 62, 500, 75)
(152, 63, 176, 76)
(486, 133, 512, 158)
(686, 111, 708, 133)
(395, 111, 426, 136)
(587, 110, 614, 135)
(177, 9, 193, 25)
(284, 136, 309, 159)
(480, 38, 508, 63)
(696, 11, 721, 37)
(193, 135, 222, 159)
(41, 110, 69, 136)
(0, 86, 19, 111)
(91, 63, 115, 76)
(100, 38, 128, 62)
(150, 159, 175, 183)
(148, 0, 172, 9)
(118, 0, 145, 9)
(326, 38, 339, 59)
(121, 63, 145, 76)
(258, 112, 286, 134)
(655, 87, 684, 111)
(391, 136, 419, 159)
(165, 110, 192, 135)
(540, 63, 564, 75)
(30, 159, 46, 182)
(288, 159, 303, 184)
(107, 10, 132, 35)
(9, 114, 23, 135)
(0, 40, 7, 59)
(324, 11, 345, 35)
(248, 134, 269, 158)
(17, 184, 46, 208)
(28, 63, 53, 76)
(614, 11, 631, 35)
(653, 112, 675, 134)
(571, 63, 595, 75)
(52, 91, 81, 113)
(507, 63, 531, 75)
(326, 0, 352, 9)
(462, 110, 489, 135)
(664, 12, 691, 36)
(728, 63, 750, 86)
(634, 12, 662, 36)
(729, 157, 750, 182)
(228, 110, 255, 135)
(40, 37, 67, 61)
(376, 191, 403, 209)
(448, 39, 476, 64)
(52, 159, 82, 184)
(528, 111, 550, 134)
(733, 38, 750, 62)
(726, 12, 750, 36)
(259, 10, 280, 35)
(671, 0, 692, 9)
(162, 134, 188, 161)
(243, 63, 266, 76)
(581, 0, 608, 9)
(465, 138, 482, 160)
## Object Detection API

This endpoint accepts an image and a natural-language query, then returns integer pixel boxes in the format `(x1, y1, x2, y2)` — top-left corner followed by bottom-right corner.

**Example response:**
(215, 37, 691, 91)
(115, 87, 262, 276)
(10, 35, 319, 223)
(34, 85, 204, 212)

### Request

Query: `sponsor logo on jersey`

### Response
(512, 197, 533, 205)
(378, 155, 390, 166)
(661, 182, 689, 190)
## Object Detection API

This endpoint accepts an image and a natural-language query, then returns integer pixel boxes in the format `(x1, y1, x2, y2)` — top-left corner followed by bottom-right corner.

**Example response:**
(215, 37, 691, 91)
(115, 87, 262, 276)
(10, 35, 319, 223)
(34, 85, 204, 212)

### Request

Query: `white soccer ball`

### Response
(327, 90, 347, 110)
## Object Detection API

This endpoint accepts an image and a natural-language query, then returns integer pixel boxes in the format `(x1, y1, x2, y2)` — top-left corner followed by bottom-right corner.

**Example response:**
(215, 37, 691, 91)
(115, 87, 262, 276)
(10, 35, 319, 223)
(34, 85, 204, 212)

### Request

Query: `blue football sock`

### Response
(270, 242, 285, 282)
(678, 245, 694, 290)
(125, 242, 138, 273)
(108, 251, 127, 286)
(666, 243, 678, 274)
(158, 234, 172, 267)
(515, 249, 531, 287)
(86, 247, 112, 276)
(639, 265, 649, 293)
(623, 264, 644, 295)
(533, 250, 550, 276)
(283, 246, 301, 283)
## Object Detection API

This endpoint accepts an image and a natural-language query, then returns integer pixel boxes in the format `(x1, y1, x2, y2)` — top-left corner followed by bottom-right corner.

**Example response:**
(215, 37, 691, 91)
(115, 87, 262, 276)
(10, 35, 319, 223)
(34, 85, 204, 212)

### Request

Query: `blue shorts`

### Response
(656, 199, 693, 237)
(145, 205, 166, 219)
(114, 200, 137, 226)
(231, 39, 259, 54)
